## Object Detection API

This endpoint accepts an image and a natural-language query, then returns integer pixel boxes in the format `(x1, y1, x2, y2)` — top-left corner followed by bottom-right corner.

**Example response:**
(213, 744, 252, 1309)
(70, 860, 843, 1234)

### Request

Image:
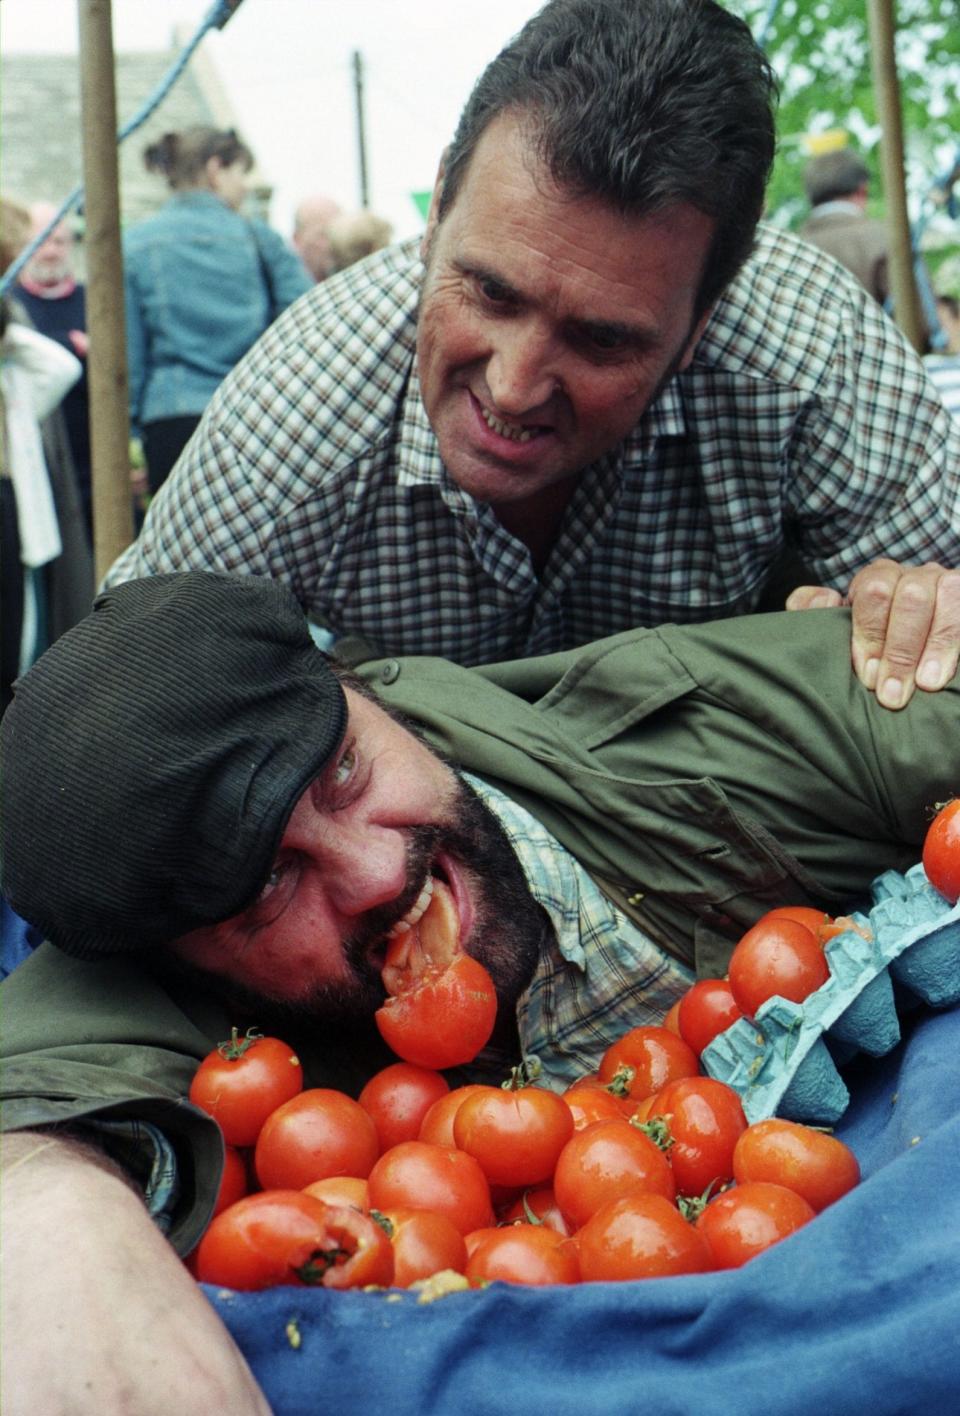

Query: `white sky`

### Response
(1, 0, 544, 240)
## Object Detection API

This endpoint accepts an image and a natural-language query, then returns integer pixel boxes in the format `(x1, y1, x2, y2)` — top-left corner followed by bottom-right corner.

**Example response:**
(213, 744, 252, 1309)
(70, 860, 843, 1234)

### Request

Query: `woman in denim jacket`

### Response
(123, 127, 311, 494)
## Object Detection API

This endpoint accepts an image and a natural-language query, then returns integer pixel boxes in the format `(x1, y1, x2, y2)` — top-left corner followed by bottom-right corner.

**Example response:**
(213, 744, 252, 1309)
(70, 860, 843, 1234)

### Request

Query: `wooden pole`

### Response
(866, 0, 926, 352)
(77, 0, 133, 581)
(352, 50, 370, 209)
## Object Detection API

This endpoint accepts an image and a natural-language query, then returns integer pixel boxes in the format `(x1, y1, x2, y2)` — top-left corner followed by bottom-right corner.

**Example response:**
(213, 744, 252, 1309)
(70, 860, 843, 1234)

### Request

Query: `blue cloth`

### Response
(207, 1001, 960, 1416)
(123, 191, 311, 433)
(1, 898, 39, 979)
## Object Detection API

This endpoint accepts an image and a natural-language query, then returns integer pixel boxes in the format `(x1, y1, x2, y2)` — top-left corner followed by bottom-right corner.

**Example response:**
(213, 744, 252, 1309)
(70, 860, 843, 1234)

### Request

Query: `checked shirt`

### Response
(107, 227, 960, 666)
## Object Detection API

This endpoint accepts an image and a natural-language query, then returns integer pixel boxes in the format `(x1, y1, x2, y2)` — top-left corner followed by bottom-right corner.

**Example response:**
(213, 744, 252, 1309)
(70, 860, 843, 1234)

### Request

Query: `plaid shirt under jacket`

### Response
(107, 227, 960, 667)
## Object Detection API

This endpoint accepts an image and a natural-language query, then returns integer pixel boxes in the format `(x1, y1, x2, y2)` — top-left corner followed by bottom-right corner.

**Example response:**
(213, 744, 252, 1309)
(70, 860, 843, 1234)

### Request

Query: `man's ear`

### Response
(677, 304, 715, 373)
(420, 148, 448, 263)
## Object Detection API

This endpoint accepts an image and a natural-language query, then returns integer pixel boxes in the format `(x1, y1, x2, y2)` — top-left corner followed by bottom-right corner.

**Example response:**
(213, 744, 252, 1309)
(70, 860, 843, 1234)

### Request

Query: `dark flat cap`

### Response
(1, 572, 347, 958)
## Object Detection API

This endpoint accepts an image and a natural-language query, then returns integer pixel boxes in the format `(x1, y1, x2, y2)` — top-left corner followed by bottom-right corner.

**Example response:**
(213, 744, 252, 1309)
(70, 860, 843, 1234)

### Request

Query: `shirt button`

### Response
(379, 660, 401, 685)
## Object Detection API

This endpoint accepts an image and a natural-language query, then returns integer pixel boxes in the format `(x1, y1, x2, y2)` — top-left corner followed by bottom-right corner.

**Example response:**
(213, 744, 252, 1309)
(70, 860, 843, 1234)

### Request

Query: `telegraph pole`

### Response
(352, 49, 370, 208)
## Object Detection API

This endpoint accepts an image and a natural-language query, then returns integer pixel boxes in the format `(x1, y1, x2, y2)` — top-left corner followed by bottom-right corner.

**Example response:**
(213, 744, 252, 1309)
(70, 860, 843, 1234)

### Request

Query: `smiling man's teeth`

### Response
(387, 874, 435, 937)
(480, 406, 536, 443)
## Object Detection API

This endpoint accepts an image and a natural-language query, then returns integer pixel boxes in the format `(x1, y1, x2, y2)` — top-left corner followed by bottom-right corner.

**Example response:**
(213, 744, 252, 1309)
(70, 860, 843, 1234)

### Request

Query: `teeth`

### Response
(387, 874, 435, 937)
(480, 406, 536, 443)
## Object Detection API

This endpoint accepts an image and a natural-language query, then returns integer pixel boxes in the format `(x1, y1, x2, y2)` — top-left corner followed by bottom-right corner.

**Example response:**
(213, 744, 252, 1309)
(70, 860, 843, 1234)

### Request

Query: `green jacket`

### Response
(3, 608, 955, 1249)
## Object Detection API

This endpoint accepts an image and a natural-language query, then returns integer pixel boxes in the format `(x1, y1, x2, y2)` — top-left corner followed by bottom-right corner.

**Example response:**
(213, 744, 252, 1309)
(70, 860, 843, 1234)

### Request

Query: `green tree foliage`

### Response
(728, 0, 960, 239)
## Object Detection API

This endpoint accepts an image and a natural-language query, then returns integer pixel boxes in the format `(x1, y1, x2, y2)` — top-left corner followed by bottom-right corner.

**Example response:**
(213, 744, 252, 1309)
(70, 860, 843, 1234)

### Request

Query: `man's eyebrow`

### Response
(454, 256, 661, 349)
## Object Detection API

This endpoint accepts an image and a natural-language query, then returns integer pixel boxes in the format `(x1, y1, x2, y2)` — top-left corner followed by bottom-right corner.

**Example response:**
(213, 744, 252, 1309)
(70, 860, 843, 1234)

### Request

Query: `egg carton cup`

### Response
(701, 864, 960, 1125)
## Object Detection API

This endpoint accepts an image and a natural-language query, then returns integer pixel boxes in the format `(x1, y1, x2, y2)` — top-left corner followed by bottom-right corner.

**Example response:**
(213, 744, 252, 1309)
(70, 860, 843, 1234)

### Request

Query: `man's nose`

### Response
(323, 826, 412, 917)
(486, 321, 558, 415)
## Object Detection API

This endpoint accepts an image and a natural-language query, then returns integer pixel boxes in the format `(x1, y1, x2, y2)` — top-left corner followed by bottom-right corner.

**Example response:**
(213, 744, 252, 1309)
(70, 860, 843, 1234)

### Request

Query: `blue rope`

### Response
(0, 0, 240, 298)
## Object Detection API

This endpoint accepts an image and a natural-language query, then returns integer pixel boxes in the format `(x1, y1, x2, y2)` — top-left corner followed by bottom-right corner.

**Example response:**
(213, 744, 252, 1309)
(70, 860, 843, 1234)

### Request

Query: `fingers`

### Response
(849, 561, 960, 709)
(785, 585, 845, 611)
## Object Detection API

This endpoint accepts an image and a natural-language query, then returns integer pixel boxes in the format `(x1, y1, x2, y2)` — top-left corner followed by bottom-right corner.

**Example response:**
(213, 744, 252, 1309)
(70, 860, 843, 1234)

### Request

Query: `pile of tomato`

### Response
(185, 799, 958, 1296)
(187, 1020, 859, 1292)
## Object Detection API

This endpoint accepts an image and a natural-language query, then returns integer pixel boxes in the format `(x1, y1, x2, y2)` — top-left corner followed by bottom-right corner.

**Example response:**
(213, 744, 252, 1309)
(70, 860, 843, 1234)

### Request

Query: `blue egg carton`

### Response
(701, 864, 960, 1125)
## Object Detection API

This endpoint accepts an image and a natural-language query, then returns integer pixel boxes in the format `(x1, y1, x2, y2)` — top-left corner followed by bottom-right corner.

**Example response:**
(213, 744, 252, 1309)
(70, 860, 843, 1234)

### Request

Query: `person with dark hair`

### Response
(108, 0, 959, 713)
(2, 571, 960, 1412)
(798, 147, 892, 306)
(123, 126, 311, 495)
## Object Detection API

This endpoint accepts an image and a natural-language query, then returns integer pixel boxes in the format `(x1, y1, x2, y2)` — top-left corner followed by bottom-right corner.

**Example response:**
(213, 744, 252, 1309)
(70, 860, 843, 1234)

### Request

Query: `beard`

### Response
(156, 770, 550, 1032)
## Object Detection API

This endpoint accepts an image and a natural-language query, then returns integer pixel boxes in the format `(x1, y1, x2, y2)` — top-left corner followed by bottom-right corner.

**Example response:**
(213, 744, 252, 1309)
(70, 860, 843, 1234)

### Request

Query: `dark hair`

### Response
(143, 127, 253, 190)
(803, 149, 870, 206)
(437, 0, 777, 314)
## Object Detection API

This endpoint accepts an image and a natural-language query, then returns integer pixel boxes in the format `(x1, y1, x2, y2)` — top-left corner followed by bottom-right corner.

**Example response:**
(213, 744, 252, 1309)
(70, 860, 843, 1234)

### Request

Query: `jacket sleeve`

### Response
(252, 220, 312, 314)
(0, 944, 225, 1251)
(122, 253, 148, 436)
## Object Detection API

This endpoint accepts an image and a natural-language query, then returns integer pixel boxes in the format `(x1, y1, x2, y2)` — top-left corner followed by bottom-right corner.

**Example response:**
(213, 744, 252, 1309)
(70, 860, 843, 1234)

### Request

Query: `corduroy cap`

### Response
(1, 572, 348, 958)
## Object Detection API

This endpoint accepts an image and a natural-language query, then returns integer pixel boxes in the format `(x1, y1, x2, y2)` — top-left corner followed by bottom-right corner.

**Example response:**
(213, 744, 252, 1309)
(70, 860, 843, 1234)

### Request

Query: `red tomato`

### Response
(418, 1085, 488, 1146)
(733, 1118, 860, 1213)
(464, 1223, 580, 1286)
(677, 979, 743, 1056)
(597, 1026, 699, 1101)
(254, 1088, 380, 1191)
(302, 1175, 370, 1211)
(578, 1193, 714, 1282)
(922, 798, 960, 903)
(662, 998, 683, 1036)
(727, 918, 830, 1019)
(196, 1191, 394, 1290)
(453, 1084, 574, 1187)
(643, 1077, 747, 1198)
(212, 1144, 249, 1218)
(359, 1062, 450, 1153)
(367, 1140, 493, 1236)
(552, 1118, 677, 1229)
(696, 1181, 815, 1268)
(188, 1029, 303, 1147)
(563, 1079, 632, 1131)
(374, 879, 498, 1068)
(764, 906, 830, 940)
(500, 1187, 574, 1236)
(371, 1205, 468, 1286)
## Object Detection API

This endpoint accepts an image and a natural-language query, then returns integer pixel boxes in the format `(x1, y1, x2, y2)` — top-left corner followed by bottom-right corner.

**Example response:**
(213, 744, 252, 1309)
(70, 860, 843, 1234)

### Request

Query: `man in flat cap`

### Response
(2, 571, 959, 1414)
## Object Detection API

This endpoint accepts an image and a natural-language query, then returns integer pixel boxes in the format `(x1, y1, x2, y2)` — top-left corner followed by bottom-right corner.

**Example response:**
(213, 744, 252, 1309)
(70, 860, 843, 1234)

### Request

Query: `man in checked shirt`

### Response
(107, 0, 959, 709)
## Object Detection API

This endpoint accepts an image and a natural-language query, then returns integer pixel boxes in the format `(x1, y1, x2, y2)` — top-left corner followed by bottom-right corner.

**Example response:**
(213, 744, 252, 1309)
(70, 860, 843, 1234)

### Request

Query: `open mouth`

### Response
(479, 404, 542, 443)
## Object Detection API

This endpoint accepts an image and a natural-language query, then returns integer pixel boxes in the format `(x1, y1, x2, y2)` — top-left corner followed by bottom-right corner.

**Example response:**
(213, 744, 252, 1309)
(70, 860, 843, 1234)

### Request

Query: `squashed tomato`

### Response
(196, 1191, 394, 1290)
(727, 918, 830, 1019)
(677, 979, 742, 1057)
(371, 1205, 468, 1287)
(464, 1223, 580, 1286)
(733, 1118, 860, 1212)
(453, 1084, 573, 1188)
(598, 1025, 699, 1101)
(374, 879, 498, 1068)
(367, 1140, 494, 1236)
(188, 1028, 303, 1147)
(922, 798, 960, 903)
(643, 1076, 747, 1198)
(359, 1062, 450, 1153)
(552, 1117, 676, 1229)
(578, 1193, 714, 1282)
(696, 1181, 815, 1268)
(254, 1088, 380, 1191)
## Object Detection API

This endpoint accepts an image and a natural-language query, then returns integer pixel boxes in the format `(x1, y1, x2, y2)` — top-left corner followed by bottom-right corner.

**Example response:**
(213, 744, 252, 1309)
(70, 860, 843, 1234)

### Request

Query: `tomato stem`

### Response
(216, 1025, 264, 1061)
